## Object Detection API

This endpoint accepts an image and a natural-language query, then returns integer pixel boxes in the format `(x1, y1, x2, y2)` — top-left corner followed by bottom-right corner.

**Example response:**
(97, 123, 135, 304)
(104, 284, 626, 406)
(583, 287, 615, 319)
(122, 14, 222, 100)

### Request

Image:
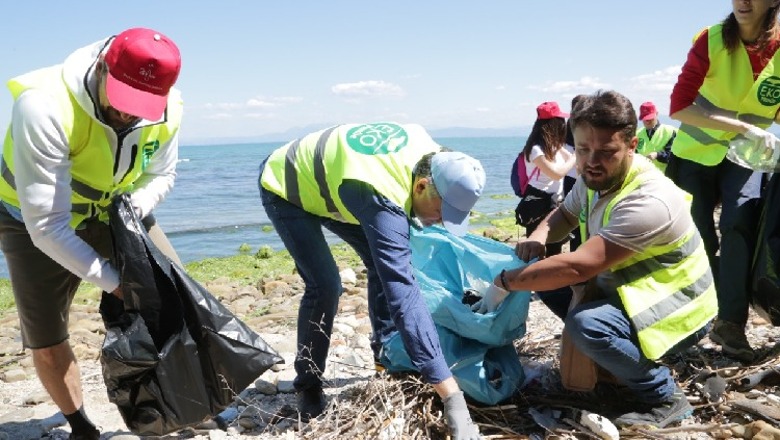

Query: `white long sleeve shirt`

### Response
(9, 38, 180, 292)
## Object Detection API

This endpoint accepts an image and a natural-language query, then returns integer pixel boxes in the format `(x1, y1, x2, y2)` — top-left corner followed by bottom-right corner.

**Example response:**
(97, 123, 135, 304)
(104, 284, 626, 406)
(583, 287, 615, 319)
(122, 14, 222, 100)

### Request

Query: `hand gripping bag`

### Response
(100, 194, 283, 435)
(380, 225, 531, 404)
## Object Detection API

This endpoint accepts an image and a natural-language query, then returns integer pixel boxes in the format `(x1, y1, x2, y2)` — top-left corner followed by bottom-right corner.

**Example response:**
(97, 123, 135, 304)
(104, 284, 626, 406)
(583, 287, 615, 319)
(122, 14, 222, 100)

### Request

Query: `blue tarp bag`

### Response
(380, 225, 531, 405)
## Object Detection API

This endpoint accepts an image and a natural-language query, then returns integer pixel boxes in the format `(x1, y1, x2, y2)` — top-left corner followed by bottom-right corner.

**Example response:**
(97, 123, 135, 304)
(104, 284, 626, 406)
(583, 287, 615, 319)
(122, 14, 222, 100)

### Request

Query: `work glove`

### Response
(442, 391, 481, 440)
(744, 125, 780, 160)
(471, 283, 509, 314)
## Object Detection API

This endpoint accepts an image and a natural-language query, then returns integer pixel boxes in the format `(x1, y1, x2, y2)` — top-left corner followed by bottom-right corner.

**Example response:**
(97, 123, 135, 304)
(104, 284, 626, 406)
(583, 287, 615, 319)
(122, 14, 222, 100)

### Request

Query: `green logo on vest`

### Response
(345, 123, 408, 155)
(757, 76, 780, 106)
(141, 140, 160, 170)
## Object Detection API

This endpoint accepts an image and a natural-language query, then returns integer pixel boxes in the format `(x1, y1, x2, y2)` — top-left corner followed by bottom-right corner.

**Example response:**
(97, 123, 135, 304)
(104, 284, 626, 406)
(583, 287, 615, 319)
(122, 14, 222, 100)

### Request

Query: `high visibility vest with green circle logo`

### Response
(259, 122, 441, 223)
(0, 65, 182, 228)
(671, 23, 780, 166)
(637, 124, 676, 172)
(579, 163, 717, 360)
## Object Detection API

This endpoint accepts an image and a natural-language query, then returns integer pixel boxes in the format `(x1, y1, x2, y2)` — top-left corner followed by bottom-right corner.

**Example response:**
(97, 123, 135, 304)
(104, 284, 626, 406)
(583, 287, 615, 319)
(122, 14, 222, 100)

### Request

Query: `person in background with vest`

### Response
(476, 91, 716, 428)
(668, 0, 780, 363)
(257, 123, 484, 439)
(636, 101, 677, 172)
(0, 28, 183, 439)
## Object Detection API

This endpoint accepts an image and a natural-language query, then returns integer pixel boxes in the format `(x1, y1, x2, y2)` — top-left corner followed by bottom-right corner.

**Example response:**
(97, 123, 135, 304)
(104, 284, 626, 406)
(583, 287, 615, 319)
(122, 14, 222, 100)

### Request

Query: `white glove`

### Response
(471, 283, 509, 314)
(744, 125, 780, 160)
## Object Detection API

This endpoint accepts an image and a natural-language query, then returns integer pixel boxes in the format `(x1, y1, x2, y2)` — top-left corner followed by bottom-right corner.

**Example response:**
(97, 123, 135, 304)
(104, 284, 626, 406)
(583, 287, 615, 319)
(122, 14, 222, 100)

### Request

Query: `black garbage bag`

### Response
(752, 173, 780, 325)
(100, 194, 284, 435)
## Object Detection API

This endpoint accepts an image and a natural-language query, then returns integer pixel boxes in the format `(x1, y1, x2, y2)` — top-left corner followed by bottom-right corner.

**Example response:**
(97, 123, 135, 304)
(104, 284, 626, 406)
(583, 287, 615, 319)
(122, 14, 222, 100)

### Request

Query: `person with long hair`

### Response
(516, 101, 576, 254)
(668, 0, 780, 362)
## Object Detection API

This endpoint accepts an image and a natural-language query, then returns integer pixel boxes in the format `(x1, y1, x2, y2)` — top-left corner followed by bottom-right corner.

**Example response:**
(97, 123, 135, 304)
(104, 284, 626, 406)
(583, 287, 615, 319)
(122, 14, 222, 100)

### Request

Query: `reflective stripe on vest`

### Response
(282, 126, 340, 217)
(0, 158, 97, 216)
(260, 123, 440, 223)
(0, 65, 181, 228)
(580, 161, 717, 360)
(671, 23, 780, 165)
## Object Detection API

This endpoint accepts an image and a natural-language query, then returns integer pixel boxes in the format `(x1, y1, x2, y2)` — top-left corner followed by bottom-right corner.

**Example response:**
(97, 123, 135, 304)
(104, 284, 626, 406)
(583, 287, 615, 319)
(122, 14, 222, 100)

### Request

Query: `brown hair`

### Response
(523, 117, 567, 161)
(569, 90, 637, 144)
(722, 4, 780, 52)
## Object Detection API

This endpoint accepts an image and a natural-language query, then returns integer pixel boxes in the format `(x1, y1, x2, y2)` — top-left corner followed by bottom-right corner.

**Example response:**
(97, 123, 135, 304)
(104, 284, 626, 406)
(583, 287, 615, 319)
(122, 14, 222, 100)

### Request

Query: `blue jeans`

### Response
(673, 157, 762, 325)
(260, 187, 395, 390)
(564, 295, 708, 403)
(259, 164, 450, 390)
(539, 288, 707, 403)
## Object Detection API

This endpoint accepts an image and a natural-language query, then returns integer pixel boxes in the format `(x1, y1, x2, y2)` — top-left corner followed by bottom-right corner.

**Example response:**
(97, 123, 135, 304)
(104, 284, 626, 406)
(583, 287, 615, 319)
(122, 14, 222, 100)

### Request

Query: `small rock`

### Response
(339, 268, 357, 284)
(208, 429, 227, 440)
(23, 391, 50, 405)
(254, 378, 277, 395)
(1, 368, 27, 383)
(238, 416, 257, 429)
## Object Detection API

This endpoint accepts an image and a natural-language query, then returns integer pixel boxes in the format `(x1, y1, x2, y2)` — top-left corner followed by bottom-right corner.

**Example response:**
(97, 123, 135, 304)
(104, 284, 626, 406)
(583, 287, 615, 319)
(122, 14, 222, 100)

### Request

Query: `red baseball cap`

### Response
(536, 101, 569, 120)
(104, 28, 181, 121)
(639, 101, 658, 121)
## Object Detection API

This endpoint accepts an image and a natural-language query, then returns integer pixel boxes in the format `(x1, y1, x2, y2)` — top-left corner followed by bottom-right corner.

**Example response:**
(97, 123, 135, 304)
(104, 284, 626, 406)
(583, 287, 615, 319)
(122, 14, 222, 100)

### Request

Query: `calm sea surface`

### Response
(0, 136, 524, 279)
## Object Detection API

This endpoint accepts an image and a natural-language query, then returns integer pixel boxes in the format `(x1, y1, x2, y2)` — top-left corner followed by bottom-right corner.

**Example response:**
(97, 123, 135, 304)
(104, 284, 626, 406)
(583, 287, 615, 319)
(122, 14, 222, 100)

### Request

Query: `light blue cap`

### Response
(431, 151, 486, 236)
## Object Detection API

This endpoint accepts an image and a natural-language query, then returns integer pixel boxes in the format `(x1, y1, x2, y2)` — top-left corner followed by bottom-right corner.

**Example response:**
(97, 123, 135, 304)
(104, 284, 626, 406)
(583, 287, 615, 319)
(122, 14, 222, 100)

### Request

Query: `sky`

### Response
(0, 1, 730, 145)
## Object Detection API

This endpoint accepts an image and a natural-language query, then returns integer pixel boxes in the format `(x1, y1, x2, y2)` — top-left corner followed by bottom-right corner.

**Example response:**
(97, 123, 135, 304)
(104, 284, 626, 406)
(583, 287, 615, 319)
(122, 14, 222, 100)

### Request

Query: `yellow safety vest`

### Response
(671, 23, 780, 166)
(637, 124, 676, 172)
(0, 65, 182, 228)
(259, 122, 441, 223)
(579, 163, 717, 360)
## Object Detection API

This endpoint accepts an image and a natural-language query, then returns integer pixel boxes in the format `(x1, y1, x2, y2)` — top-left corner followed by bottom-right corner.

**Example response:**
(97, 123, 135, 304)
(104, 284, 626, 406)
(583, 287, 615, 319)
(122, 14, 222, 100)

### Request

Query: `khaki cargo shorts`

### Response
(0, 203, 179, 349)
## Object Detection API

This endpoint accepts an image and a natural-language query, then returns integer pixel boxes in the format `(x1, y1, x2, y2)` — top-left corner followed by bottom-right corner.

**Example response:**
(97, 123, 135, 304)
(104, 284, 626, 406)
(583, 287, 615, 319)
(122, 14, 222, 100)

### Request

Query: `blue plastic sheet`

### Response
(381, 225, 531, 404)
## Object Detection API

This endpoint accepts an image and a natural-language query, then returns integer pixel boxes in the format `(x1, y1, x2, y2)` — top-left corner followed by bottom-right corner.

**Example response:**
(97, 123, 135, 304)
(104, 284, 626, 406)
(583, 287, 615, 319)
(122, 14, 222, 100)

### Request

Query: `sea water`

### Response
(0, 136, 525, 279)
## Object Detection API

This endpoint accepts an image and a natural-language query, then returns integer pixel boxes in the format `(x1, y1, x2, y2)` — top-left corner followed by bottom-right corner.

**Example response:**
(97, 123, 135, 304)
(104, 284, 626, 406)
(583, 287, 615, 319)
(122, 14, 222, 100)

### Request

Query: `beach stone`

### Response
(19, 356, 33, 368)
(254, 378, 277, 395)
(238, 416, 258, 429)
(0, 340, 19, 357)
(23, 391, 50, 405)
(1, 368, 27, 383)
(0, 407, 34, 423)
(227, 426, 244, 436)
(263, 281, 292, 297)
(344, 286, 363, 296)
(72, 318, 103, 334)
(208, 429, 228, 440)
(332, 322, 355, 338)
(350, 334, 371, 350)
(339, 268, 357, 284)
(280, 274, 302, 285)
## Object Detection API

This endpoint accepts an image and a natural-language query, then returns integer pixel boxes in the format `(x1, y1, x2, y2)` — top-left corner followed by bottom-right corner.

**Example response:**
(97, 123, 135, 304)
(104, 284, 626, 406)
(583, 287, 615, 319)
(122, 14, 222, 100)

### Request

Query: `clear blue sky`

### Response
(0, 1, 728, 144)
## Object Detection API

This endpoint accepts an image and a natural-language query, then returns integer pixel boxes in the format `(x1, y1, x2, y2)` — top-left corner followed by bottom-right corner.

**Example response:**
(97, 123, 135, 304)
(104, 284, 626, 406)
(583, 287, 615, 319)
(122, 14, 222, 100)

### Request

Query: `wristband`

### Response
(499, 269, 510, 291)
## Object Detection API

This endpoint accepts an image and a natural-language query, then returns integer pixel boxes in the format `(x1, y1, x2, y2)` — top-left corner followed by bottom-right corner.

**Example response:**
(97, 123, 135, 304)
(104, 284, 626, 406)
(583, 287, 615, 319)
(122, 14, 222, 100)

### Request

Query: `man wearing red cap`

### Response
(0, 28, 183, 439)
(636, 101, 677, 172)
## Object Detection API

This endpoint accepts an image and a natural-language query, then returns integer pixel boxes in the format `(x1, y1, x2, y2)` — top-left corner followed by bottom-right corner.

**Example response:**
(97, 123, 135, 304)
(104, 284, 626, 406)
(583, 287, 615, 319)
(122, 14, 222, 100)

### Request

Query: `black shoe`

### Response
(709, 319, 756, 363)
(613, 385, 693, 428)
(297, 386, 326, 421)
(69, 428, 100, 440)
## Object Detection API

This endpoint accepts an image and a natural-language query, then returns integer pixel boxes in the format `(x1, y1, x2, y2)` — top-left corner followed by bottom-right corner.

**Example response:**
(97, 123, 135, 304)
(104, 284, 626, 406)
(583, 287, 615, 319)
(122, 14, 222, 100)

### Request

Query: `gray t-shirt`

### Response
(561, 155, 693, 295)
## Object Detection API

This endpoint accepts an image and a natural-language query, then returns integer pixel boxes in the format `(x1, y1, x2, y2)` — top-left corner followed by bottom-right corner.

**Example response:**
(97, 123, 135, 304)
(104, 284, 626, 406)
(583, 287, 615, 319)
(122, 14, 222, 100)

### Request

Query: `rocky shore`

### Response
(1, 236, 780, 439)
